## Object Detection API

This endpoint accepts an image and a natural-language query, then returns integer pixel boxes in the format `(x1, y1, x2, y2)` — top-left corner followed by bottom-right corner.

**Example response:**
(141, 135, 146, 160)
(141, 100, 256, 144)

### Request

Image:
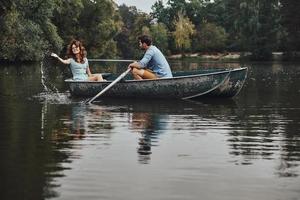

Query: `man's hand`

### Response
(128, 61, 141, 69)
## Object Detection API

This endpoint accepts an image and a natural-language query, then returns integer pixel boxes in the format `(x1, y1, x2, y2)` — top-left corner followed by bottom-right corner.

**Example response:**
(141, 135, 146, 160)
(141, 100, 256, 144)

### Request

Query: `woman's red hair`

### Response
(66, 39, 87, 64)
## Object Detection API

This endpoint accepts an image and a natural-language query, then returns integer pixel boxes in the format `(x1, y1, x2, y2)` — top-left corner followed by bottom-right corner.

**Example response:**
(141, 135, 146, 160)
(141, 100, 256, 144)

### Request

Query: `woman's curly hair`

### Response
(66, 39, 87, 63)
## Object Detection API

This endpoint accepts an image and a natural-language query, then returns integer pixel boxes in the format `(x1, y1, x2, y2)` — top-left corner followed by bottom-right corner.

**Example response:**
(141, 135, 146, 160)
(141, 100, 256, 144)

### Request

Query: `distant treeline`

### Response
(0, 0, 299, 62)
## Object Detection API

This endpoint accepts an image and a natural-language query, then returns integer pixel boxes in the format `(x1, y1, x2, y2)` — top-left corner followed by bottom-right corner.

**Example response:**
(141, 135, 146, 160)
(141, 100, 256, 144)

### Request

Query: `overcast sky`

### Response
(114, 0, 166, 13)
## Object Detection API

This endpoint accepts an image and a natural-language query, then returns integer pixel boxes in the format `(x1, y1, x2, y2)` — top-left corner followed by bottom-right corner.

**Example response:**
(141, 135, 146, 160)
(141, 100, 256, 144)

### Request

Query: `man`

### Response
(128, 35, 173, 80)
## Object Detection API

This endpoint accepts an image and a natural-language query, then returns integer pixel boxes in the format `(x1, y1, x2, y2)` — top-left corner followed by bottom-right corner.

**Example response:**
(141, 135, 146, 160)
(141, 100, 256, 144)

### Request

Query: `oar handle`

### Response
(86, 68, 131, 104)
(88, 59, 135, 62)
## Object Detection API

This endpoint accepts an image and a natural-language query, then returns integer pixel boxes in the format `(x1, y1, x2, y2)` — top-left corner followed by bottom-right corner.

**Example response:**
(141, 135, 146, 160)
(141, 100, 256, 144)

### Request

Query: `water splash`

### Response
(32, 92, 72, 104)
(32, 54, 72, 104)
(40, 58, 49, 92)
(40, 54, 60, 93)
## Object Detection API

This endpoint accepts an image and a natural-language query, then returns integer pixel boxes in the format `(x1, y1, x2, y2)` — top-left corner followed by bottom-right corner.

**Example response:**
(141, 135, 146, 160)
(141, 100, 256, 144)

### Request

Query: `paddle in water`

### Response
(85, 68, 131, 104)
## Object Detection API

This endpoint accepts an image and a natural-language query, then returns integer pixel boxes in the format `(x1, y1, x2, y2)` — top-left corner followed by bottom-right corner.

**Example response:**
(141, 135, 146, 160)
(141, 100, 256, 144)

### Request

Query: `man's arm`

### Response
(138, 48, 154, 68)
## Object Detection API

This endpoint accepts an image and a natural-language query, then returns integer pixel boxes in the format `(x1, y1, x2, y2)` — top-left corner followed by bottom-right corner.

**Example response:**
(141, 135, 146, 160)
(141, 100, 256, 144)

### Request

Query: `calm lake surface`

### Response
(0, 60, 300, 200)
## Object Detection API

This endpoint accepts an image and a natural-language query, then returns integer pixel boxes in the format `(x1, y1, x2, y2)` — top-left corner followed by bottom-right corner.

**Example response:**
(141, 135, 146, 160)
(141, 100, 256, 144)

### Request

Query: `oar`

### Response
(85, 68, 131, 104)
(88, 59, 135, 62)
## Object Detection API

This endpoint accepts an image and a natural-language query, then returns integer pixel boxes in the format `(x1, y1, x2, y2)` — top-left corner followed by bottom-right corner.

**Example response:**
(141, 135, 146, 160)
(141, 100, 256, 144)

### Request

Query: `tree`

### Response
(194, 22, 227, 52)
(151, 0, 228, 53)
(151, 0, 170, 26)
(52, 0, 122, 58)
(251, 0, 281, 60)
(0, 1, 13, 16)
(0, 0, 63, 62)
(115, 4, 151, 59)
(111, 4, 135, 58)
(150, 23, 169, 55)
(173, 12, 195, 53)
(217, 0, 281, 60)
(52, 0, 84, 44)
(152, 0, 188, 31)
(79, 0, 121, 58)
(280, 0, 300, 59)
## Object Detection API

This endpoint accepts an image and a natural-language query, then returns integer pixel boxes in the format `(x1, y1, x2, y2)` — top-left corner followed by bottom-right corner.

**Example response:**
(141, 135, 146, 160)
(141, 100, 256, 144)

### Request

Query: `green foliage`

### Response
(185, 0, 212, 25)
(0, 0, 298, 61)
(151, 0, 286, 60)
(194, 22, 227, 52)
(151, 0, 169, 25)
(52, 0, 84, 44)
(150, 23, 169, 55)
(43, 20, 63, 54)
(115, 4, 151, 59)
(152, 0, 212, 30)
(115, 5, 139, 59)
(173, 12, 195, 53)
(52, 0, 121, 58)
(215, 0, 281, 60)
(0, 1, 62, 61)
(251, 1, 281, 60)
(79, 0, 121, 58)
(151, 0, 229, 53)
(280, 0, 300, 59)
(162, 0, 188, 29)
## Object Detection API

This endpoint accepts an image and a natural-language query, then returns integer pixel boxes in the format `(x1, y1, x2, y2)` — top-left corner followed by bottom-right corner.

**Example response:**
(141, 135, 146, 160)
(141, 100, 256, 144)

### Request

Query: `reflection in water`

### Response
(41, 102, 47, 139)
(71, 104, 112, 137)
(50, 103, 113, 141)
(225, 63, 300, 177)
(226, 111, 300, 177)
(129, 112, 168, 164)
(38, 103, 114, 198)
(1, 62, 300, 200)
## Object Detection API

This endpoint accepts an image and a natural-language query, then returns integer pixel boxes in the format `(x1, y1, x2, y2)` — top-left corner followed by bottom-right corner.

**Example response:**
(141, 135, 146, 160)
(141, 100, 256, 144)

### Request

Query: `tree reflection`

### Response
(227, 63, 300, 177)
(42, 103, 113, 198)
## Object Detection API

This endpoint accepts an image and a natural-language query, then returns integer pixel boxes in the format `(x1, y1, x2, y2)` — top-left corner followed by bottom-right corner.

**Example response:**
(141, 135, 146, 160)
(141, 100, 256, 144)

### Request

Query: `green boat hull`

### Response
(65, 67, 248, 100)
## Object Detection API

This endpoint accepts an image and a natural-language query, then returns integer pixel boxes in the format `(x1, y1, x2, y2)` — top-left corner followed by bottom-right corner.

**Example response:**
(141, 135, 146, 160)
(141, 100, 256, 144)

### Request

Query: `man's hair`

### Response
(138, 35, 152, 46)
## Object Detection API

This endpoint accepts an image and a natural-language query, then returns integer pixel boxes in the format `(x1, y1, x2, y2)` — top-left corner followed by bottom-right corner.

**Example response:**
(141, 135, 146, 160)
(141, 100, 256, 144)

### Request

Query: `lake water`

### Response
(0, 60, 300, 200)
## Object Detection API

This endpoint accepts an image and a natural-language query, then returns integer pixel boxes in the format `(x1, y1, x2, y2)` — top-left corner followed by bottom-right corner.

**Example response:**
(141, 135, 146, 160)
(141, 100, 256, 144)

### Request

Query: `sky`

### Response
(114, 0, 166, 13)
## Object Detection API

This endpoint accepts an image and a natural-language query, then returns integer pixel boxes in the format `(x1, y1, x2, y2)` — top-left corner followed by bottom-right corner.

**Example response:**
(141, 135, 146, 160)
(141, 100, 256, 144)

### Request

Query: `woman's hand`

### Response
(51, 53, 58, 58)
(50, 53, 71, 64)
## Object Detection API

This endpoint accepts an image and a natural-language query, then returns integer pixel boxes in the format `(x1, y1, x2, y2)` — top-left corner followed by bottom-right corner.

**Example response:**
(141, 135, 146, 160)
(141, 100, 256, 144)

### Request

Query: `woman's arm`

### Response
(86, 66, 92, 76)
(85, 58, 92, 76)
(51, 53, 71, 64)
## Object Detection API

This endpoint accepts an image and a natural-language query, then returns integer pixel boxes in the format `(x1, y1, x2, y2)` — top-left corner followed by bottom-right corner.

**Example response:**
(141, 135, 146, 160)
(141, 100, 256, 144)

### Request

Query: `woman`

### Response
(51, 39, 104, 81)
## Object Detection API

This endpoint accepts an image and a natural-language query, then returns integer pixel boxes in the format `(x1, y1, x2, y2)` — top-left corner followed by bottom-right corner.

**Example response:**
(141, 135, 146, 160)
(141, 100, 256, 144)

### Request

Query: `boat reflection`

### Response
(45, 96, 300, 177)
(98, 98, 237, 164)
(97, 97, 238, 114)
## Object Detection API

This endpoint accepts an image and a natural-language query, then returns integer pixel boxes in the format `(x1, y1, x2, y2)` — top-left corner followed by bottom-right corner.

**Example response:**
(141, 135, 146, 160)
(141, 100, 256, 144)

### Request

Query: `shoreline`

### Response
(168, 52, 284, 61)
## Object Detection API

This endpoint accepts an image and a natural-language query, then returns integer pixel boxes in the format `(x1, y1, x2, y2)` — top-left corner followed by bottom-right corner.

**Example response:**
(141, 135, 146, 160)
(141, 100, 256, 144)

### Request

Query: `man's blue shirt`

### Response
(138, 45, 173, 78)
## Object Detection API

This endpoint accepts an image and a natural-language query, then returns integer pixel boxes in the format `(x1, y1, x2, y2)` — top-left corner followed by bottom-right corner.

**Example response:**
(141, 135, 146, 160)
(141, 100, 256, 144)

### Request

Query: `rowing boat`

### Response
(65, 67, 247, 100)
